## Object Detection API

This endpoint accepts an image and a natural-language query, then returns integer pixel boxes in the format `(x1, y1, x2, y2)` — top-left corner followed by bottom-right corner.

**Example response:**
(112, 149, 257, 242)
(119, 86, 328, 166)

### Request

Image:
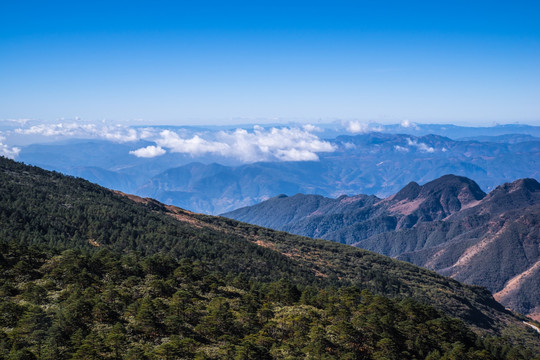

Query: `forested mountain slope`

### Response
(1, 157, 539, 358)
(223, 175, 540, 320)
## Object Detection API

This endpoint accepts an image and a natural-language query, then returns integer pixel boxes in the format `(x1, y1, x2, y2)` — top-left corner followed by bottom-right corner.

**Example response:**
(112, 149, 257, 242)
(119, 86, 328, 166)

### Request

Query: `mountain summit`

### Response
(224, 174, 486, 240)
(386, 174, 486, 224)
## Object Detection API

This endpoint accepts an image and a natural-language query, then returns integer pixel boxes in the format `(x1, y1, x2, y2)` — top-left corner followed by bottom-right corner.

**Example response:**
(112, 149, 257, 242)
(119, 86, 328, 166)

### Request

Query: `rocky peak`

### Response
(392, 181, 421, 201)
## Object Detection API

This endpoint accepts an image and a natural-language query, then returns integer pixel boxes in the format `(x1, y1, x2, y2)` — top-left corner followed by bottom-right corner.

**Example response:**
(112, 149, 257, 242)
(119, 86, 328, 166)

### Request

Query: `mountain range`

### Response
(1, 156, 540, 357)
(17, 127, 540, 214)
(223, 174, 540, 321)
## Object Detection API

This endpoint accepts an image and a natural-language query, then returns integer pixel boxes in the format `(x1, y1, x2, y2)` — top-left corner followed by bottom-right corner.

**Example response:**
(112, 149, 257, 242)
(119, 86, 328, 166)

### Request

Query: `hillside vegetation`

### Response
(1, 157, 539, 358)
(223, 175, 540, 319)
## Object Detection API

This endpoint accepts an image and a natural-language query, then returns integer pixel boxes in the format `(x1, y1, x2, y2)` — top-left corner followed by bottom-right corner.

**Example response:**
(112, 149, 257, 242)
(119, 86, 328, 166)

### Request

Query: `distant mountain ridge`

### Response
(17, 131, 540, 214)
(223, 175, 540, 320)
(224, 174, 487, 242)
(134, 133, 540, 213)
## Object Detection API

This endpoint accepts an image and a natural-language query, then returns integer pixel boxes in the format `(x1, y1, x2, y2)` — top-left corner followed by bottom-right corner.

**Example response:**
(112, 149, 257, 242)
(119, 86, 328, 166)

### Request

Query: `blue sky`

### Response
(1, 1, 539, 125)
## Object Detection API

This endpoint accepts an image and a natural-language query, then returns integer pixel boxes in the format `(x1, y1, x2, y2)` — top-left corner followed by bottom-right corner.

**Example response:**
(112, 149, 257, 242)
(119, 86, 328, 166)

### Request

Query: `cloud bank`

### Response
(15, 123, 139, 142)
(11, 121, 336, 163)
(131, 125, 336, 162)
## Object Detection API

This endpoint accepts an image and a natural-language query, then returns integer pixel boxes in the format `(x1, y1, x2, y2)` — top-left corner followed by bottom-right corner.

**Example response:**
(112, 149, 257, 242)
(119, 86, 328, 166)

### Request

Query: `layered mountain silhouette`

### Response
(224, 175, 540, 320)
(134, 133, 540, 214)
(18, 131, 540, 214)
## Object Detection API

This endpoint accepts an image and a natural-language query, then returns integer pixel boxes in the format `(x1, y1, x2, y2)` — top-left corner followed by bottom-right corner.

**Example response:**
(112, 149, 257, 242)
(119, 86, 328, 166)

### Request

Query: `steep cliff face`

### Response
(395, 178, 540, 319)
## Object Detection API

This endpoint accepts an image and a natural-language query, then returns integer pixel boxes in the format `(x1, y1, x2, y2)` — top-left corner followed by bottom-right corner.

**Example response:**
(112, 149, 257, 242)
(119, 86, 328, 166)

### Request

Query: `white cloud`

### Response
(0, 137, 20, 159)
(12, 122, 335, 163)
(275, 148, 319, 161)
(394, 145, 409, 153)
(407, 138, 435, 153)
(16, 123, 92, 136)
(302, 124, 322, 132)
(138, 127, 159, 140)
(400, 119, 419, 129)
(100, 127, 138, 142)
(15, 123, 139, 142)
(1, 118, 30, 126)
(345, 120, 369, 133)
(344, 120, 382, 133)
(129, 145, 166, 158)
(343, 142, 356, 149)
(156, 131, 230, 156)
(135, 126, 336, 163)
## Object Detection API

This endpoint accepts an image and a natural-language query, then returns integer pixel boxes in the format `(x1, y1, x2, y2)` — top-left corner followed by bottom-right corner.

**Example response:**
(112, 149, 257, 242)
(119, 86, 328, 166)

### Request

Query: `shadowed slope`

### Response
(224, 175, 540, 319)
